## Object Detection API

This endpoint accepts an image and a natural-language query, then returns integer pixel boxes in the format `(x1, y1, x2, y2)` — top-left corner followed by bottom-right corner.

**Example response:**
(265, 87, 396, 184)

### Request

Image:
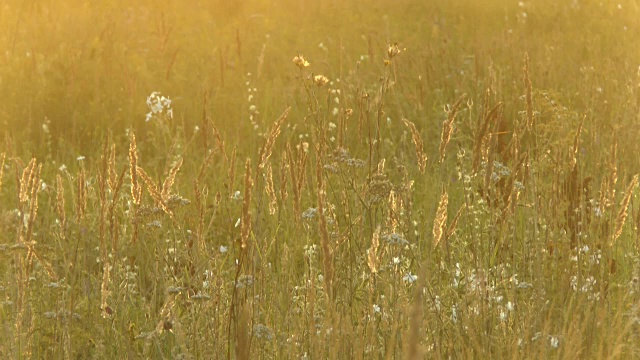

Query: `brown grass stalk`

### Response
(433, 187, 449, 248)
(129, 132, 141, 204)
(228, 146, 237, 198)
(402, 118, 427, 174)
(161, 157, 183, 201)
(108, 144, 117, 191)
(445, 203, 466, 243)
(404, 275, 424, 358)
(611, 174, 638, 246)
(609, 134, 618, 206)
(236, 302, 251, 360)
(571, 116, 585, 168)
(240, 158, 253, 250)
(56, 174, 66, 238)
(472, 102, 503, 174)
(258, 107, 291, 170)
(317, 153, 333, 300)
(523, 52, 534, 131)
(19, 158, 36, 203)
(264, 163, 277, 215)
(137, 166, 173, 217)
(439, 94, 467, 163)
(279, 151, 289, 204)
(76, 167, 87, 221)
(367, 226, 381, 274)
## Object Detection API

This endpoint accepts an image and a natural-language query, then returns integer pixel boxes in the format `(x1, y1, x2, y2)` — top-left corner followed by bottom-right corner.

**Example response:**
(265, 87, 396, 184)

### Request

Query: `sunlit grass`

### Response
(1, 0, 640, 358)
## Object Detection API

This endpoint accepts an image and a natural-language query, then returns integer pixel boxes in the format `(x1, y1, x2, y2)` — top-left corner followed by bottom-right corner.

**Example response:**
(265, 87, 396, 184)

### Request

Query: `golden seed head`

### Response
(292, 55, 310, 69)
(314, 74, 329, 87)
(387, 43, 401, 59)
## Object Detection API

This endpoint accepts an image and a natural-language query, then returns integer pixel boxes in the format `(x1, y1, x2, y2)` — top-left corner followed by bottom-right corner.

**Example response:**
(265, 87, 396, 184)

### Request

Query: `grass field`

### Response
(2, 0, 640, 358)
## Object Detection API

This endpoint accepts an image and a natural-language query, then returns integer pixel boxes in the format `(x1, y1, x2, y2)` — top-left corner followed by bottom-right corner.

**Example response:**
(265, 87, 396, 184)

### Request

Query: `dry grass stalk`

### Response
(19, 158, 36, 203)
(129, 132, 141, 205)
(433, 188, 449, 248)
(109, 168, 126, 252)
(228, 146, 237, 198)
(523, 52, 534, 130)
(236, 302, 251, 360)
(608, 135, 618, 206)
(108, 144, 117, 191)
(137, 166, 173, 217)
(387, 190, 400, 233)
(240, 158, 253, 250)
(155, 294, 177, 335)
(161, 157, 183, 201)
(258, 107, 291, 169)
(194, 179, 205, 247)
(445, 203, 466, 242)
(25, 163, 42, 244)
(571, 116, 585, 168)
(402, 118, 427, 173)
(197, 149, 215, 183)
(439, 94, 467, 163)
(367, 226, 381, 274)
(404, 276, 423, 358)
(21, 163, 57, 280)
(211, 125, 228, 162)
(279, 151, 289, 204)
(76, 167, 87, 221)
(100, 258, 112, 318)
(0, 152, 5, 193)
(56, 174, 66, 238)
(265, 163, 277, 215)
(287, 143, 308, 219)
(307, 267, 317, 354)
(611, 174, 638, 246)
(472, 102, 503, 174)
(317, 154, 333, 300)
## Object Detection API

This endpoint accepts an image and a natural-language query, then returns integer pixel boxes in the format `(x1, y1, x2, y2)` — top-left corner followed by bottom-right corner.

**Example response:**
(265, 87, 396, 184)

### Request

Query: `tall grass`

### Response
(1, 0, 640, 358)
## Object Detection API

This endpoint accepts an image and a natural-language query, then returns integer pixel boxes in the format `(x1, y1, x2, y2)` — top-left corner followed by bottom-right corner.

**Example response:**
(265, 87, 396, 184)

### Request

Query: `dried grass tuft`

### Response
(258, 107, 291, 170)
(611, 174, 638, 246)
(433, 187, 449, 248)
(439, 94, 467, 163)
(402, 118, 427, 173)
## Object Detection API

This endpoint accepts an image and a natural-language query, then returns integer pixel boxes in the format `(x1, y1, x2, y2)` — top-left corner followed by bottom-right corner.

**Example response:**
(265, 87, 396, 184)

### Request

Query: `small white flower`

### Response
(219, 246, 228, 253)
(373, 304, 381, 313)
(506, 301, 514, 311)
(403, 272, 418, 284)
(59, 164, 67, 172)
(393, 257, 400, 264)
(76, 155, 85, 161)
(549, 336, 559, 348)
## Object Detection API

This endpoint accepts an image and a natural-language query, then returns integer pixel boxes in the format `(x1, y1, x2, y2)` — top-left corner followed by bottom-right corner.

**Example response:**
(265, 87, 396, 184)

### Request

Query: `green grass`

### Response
(2, 0, 640, 358)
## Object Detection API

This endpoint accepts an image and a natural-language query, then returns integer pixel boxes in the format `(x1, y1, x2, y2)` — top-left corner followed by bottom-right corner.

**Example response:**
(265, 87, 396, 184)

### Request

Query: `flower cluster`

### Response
(145, 92, 173, 122)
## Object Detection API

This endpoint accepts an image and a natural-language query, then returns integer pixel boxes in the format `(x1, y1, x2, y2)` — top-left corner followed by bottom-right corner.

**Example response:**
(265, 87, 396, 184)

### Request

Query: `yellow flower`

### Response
(293, 55, 310, 69)
(314, 74, 329, 87)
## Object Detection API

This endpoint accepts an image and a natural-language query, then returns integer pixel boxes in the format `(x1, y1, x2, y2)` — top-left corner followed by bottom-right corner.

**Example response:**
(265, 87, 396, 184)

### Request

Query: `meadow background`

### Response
(1, 0, 640, 358)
